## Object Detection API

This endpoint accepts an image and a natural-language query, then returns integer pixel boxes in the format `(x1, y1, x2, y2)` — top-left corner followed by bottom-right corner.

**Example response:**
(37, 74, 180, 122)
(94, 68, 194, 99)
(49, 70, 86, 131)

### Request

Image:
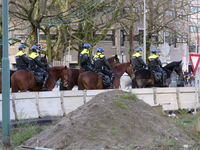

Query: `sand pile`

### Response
(23, 90, 195, 149)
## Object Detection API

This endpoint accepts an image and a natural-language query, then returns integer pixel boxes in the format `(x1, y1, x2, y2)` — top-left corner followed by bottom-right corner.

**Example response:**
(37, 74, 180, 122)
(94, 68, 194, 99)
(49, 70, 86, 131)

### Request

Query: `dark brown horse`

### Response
(132, 61, 184, 88)
(11, 66, 71, 92)
(0, 70, 16, 93)
(78, 61, 134, 90)
(60, 55, 120, 90)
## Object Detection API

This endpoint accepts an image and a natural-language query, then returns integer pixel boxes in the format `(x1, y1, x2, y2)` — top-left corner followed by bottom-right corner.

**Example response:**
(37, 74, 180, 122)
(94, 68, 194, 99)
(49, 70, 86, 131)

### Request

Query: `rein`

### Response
(62, 69, 71, 87)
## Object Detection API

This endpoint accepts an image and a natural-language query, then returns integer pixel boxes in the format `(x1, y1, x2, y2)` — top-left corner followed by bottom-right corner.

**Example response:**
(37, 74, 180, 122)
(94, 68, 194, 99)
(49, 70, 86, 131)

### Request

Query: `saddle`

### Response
(152, 71, 162, 84)
(97, 72, 111, 88)
(31, 70, 44, 86)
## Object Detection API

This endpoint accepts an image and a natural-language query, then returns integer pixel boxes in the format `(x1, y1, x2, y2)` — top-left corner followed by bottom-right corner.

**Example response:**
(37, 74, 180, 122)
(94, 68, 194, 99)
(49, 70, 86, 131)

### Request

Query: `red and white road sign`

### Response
(189, 53, 200, 74)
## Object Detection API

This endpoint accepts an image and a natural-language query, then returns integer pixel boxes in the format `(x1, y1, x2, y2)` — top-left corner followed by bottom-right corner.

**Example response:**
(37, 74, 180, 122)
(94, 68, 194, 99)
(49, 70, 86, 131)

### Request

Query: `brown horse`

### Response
(60, 55, 120, 90)
(11, 66, 71, 92)
(0, 70, 16, 93)
(107, 54, 120, 67)
(78, 61, 134, 90)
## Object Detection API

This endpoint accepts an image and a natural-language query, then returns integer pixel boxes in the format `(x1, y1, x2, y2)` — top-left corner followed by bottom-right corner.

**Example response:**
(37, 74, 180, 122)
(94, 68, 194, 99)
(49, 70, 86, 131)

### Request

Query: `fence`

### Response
(0, 87, 199, 121)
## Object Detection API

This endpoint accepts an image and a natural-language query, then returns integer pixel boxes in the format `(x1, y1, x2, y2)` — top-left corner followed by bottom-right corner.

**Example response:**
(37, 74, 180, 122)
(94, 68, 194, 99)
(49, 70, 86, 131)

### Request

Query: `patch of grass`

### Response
(90, 128, 96, 135)
(178, 109, 188, 116)
(183, 119, 192, 123)
(95, 120, 98, 123)
(111, 125, 116, 136)
(197, 118, 200, 133)
(101, 126, 105, 129)
(115, 94, 118, 98)
(123, 94, 128, 99)
(131, 93, 138, 99)
(107, 140, 111, 144)
(84, 133, 87, 137)
(11, 123, 39, 146)
(88, 135, 94, 141)
(112, 100, 129, 111)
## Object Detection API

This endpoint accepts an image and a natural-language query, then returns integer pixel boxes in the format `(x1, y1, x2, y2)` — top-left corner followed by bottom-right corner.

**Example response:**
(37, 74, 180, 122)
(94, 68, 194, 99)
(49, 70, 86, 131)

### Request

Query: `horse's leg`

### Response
(132, 78, 137, 88)
(78, 74, 85, 90)
(11, 74, 19, 93)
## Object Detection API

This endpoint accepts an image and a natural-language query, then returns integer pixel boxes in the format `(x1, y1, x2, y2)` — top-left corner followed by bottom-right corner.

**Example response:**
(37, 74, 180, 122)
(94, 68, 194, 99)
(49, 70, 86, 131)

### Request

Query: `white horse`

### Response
(120, 73, 132, 89)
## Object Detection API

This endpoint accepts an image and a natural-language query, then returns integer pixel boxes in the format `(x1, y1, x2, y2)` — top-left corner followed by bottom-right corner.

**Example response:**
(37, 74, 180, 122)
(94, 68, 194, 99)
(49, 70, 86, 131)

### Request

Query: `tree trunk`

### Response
(55, 26, 67, 60)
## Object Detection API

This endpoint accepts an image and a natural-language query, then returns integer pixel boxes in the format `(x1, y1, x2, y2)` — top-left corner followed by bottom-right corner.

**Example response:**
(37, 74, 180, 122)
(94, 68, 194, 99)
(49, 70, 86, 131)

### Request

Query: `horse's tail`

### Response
(11, 74, 19, 92)
(78, 74, 85, 90)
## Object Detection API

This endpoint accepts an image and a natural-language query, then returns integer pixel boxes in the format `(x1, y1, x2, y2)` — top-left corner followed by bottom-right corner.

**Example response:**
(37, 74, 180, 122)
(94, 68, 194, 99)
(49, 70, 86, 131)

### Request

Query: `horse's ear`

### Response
(115, 54, 118, 59)
(44, 54, 46, 58)
(65, 66, 68, 69)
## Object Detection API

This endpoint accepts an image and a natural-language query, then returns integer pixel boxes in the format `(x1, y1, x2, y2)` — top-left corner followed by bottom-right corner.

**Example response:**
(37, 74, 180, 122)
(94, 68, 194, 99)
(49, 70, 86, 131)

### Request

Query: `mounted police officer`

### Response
(80, 43, 97, 73)
(132, 47, 147, 71)
(29, 45, 49, 91)
(15, 44, 30, 71)
(93, 47, 115, 89)
(148, 48, 167, 86)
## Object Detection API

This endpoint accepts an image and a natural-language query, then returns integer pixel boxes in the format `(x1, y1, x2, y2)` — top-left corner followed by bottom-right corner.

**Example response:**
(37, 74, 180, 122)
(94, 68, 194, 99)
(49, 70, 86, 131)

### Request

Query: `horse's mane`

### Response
(113, 61, 129, 69)
(48, 66, 66, 72)
(107, 54, 119, 62)
(163, 61, 180, 70)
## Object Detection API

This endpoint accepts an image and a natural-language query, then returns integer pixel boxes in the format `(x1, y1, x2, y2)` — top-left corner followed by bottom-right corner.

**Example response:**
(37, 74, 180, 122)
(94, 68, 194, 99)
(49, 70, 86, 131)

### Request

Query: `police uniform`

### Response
(93, 52, 115, 87)
(148, 53, 167, 85)
(132, 52, 147, 71)
(15, 50, 30, 70)
(80, 48, 96, 72)
(29, 48, 49, 91)
(148, 54, 162, 71)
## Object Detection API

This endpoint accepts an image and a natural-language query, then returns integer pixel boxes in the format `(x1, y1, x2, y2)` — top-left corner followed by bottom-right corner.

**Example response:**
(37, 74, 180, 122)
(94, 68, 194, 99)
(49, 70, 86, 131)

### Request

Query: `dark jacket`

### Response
(15, 50, 29, 68)
(148, 54, 162, 70)
(29, 52, 45, 68)
(93, 52, 111, 69)
(80, 49, 92, 66)
(132, 52, 147, 70)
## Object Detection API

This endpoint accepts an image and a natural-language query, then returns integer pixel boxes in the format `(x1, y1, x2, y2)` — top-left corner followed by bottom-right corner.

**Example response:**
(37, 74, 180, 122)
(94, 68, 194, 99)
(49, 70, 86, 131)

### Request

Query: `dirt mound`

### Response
(23, 90, 195, 149)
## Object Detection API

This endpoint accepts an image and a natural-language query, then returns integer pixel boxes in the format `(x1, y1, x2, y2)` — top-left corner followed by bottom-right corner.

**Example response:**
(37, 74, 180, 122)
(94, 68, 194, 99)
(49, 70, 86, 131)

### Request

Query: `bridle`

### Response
(47, 67, 71, 87)
(127, 64, 135, 79)
(62, 69, 71, 87)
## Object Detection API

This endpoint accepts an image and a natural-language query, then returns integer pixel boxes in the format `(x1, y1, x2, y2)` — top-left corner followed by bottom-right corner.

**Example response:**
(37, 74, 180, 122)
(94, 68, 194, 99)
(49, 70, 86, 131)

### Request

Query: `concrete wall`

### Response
(0, 87, 199, 121)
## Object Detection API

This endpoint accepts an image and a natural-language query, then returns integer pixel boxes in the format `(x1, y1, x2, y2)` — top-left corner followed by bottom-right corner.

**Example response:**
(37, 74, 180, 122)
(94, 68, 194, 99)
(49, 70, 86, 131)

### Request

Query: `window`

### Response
(191, 7, 197, 13)
(111, 30, 115, 46)
(190, 26, 196, 33)
(120, 30, 125, 46)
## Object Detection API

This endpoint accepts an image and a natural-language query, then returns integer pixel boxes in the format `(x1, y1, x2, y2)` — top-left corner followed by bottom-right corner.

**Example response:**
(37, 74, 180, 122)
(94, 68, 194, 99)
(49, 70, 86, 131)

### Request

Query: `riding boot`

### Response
(109, 73, 115, 89)
(162, 74, 167, 86)
(41, 75, 49, 91)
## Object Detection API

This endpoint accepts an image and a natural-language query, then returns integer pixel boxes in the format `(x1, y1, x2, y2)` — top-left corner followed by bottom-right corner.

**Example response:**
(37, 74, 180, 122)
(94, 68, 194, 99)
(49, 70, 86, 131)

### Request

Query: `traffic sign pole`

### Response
(189, 53, 200, 115)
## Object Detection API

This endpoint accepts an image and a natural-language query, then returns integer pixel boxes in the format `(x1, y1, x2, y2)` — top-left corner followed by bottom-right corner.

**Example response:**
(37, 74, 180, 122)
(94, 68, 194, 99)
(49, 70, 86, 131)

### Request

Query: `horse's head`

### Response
(126, 62, 135, 79)
(41, 55, 48, 64)
(108, 55, 120, 67)
(62, 66, 72, 87)
(174, 60, 183, 77)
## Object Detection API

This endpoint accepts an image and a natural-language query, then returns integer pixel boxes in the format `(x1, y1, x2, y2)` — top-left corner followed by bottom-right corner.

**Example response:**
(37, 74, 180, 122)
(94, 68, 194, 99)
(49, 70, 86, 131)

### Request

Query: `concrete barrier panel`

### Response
(155, 88, 178, 110)
(131, 88, 154, 105)
(38, 91, 63, 117)
(0, 93, 15, 121)
(178, 87, 197, 109)
(63, 91, 85, 114)
(14, 92, 38, 119)
(63, 97, 84, 114)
